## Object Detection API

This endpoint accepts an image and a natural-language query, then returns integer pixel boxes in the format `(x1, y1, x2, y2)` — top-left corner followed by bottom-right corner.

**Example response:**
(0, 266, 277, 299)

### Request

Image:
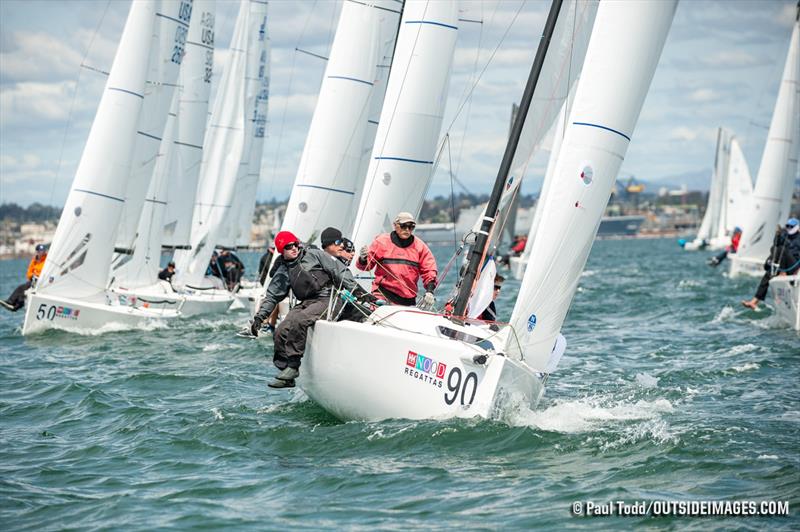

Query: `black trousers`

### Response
(6, 281, 31, 310)
(273, 298, 329, 370)
(754, 272, 771, 301)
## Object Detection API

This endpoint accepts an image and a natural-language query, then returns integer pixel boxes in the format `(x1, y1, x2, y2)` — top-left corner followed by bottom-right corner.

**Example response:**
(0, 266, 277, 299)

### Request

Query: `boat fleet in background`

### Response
(8, 0, 799, 421)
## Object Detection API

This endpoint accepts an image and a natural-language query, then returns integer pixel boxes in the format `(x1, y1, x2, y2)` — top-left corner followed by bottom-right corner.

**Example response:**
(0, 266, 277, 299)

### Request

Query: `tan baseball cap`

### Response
(394, 212, 416, 224)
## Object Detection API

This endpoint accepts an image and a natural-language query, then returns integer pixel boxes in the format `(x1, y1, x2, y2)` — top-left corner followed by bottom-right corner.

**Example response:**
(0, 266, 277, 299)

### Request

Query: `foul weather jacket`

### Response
(26, 255, 46, 281)
(357, 232, 437, 304)
(254, 247, 360, 322)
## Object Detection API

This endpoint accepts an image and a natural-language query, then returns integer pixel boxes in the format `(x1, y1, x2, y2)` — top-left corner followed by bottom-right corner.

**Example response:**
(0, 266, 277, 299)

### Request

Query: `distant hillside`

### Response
(0, 203, 62, 223)
(639, 168, 712, 192)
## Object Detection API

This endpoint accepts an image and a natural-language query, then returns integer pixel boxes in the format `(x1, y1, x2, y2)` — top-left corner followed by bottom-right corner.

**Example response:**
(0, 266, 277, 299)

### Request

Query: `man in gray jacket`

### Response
(248, 230, 374, 389)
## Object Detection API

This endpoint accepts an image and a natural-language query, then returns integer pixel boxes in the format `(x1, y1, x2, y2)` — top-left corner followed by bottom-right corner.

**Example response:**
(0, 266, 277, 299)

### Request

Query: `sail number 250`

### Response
(444, 368, 478, 406)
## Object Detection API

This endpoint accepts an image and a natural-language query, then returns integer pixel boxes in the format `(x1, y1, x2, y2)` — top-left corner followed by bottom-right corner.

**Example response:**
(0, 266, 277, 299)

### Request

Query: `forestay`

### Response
(349, 0, 458, 261)
(279, 0, 384, 245)
(114, 0, 193, 255)
(506, 0, 677, 372)
(37, 2, 157, 299)
(162, 0, 216, 250)
(173, 0, 256, 288)
(736, 21, 799, 263)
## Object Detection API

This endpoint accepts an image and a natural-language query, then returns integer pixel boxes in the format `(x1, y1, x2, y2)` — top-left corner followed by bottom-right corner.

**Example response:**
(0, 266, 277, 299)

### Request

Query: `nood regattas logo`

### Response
(404, 351, 446, 389)
(55, 306, 80, 320)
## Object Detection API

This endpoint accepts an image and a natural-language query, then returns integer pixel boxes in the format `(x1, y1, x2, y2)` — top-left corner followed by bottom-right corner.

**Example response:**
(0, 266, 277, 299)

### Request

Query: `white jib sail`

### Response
(723, 136, 753, 235)
(349, 0, 458, 257)
(736, 20, 800, 262)
(173, 0, 253, 287)
(279, 0, 383, 245)
(484, 0, 598, 248)
(114, 0, 194, 254)
(36, 1, 157, 299)
(506, 0, 677, 372)
(162, 0, 216, 250)
(697, 127, 732, 243)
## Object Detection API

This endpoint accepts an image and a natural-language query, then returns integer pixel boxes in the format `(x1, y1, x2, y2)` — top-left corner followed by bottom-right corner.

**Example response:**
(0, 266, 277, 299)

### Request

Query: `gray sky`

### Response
(0, 0, 796, 207)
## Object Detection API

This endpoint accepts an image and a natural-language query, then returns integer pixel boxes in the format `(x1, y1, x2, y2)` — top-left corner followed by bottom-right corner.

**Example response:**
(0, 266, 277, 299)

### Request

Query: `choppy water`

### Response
(1, 238, 797, 529)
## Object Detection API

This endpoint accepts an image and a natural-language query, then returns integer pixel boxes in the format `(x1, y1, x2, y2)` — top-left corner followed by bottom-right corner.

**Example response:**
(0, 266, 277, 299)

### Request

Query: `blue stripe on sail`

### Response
(74, 188, 125, 203)
(174, 141, 203, 150)
(405, 20, 458, 30)
(327, 75, 373, 86)
(145, 198, 168, 205)
(374, 156, 433, 165)
(187, 40, 213, 51)
(108, 87, 144, 99)
(572, 122, 631, 141)
(368, 120, 379, 125)
(137, 131, 162, 142)
(296, 184, 355, 196)
(156, 13, 190, 28)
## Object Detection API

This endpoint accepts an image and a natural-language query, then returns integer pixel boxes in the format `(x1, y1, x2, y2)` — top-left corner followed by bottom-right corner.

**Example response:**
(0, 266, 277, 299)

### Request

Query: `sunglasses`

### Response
(398, 222, 416, 230)
(494, 285, 502, 291)
(283, 242, 299, 251)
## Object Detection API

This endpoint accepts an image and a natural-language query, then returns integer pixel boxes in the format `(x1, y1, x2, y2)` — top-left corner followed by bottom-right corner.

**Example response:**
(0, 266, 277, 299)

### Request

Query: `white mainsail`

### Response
(722, 136, 753, 236)
(349, 0, 459, 258)
(279, 0, 384, 245)
(219, 4, 270, 249)
(733, 19, 799, 270)
(687, 127, 733, 249)
(162, 0, 216, 250)
(173, 0, 257, 288)
(34, 1, 157, 299)
(113, 0, 193, 255)
(506, 0, 677, 372)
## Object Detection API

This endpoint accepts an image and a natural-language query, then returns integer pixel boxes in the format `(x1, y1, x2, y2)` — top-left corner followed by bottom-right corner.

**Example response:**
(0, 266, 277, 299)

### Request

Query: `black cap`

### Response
(321, 227, 343, 248)
(341, 238, 354, 253)
(35, 244, 46, 252)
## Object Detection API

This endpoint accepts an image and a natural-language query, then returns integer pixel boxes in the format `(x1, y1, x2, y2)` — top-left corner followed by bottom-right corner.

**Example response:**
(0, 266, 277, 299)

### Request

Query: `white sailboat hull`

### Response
(300, 306, 545, 422)
(729, 256, 765, 278)
(111, 282, 233, 317)
(22, 291, 180, 336)
(769, 275, 800, 331)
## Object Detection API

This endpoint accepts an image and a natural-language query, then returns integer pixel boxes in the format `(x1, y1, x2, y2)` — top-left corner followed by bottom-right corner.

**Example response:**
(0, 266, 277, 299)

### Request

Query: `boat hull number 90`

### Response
(444, 367, 478, 406)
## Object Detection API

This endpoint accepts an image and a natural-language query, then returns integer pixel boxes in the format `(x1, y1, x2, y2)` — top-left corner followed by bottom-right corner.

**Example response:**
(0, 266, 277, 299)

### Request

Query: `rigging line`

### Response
(267, 0, 319, 199)
(447, 134, 458, 253)
(49, 0, 113, 208)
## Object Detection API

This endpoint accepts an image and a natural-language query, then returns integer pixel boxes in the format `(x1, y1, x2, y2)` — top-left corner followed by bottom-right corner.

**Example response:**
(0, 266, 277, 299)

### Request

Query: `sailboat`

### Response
(109, 0, 228, 317)
(298, 0, 676, 421)
(767, 8, 800, 331)
(172, 0, 267, 309)
(22, 1, 188, 335)
(683, 128, 753, 251)
(729, 11, 799, 278)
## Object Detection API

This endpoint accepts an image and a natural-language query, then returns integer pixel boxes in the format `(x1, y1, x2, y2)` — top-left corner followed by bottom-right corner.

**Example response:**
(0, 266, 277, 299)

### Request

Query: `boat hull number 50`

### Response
(444, 367, 478, 406)
(36, 304, 57, 321)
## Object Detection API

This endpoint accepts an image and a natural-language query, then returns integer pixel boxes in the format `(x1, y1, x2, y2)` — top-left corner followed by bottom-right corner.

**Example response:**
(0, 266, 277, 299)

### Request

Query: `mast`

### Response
(452, 0, 564, 317)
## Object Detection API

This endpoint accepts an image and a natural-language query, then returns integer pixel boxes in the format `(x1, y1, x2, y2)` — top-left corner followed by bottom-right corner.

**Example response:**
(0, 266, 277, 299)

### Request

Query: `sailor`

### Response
(356, 212, 438, 308)
(218, 249, 245, 290)
(320, 228, 363, 321)
(741, 218, 800, 310)
(1, 244, 47, 312)
(158, 261, 176, 283)
(708, 227, 742, 267)
(246, 231, 374, 388)
(206, 250, 223, 280)
(479, 274, 505, 322)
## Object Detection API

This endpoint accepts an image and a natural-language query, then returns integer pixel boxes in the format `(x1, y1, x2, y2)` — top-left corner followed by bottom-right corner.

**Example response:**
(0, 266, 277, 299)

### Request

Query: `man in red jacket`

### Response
(357, 212, 438, 308)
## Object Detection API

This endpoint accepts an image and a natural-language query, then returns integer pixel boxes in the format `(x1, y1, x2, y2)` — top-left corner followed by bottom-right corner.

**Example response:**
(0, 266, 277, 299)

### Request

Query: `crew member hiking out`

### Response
(1, 244, 47, 312)
(356, 212, 438, 308)
(320, 227, 362, 322)
(244, 231, 374, 389)
(741, 217, 800, 310)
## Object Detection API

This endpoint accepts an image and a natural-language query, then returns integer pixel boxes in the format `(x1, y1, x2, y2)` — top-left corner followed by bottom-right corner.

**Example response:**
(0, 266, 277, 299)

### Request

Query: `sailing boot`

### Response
(267, 367, 299, 389)
(0, 300, 14, 311)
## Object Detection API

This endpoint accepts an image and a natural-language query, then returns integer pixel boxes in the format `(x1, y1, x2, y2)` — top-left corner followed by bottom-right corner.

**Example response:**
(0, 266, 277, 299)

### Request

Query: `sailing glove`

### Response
(358, 245, 369, 264)
(250, 317, 262, 337)
(421, 291, 435, 310)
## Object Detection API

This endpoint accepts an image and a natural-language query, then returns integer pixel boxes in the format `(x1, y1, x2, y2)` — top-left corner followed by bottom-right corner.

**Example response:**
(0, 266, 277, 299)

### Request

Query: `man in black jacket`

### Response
(742, 217, 800, 310)
(247, 230, 373, 389)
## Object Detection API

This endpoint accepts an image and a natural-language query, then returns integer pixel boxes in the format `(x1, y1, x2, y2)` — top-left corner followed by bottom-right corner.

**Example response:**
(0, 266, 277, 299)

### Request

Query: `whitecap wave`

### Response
(732, 362, 759, 373)
(635, 373, 659, 388)
(711, 306, 736, 323)
(506, 396, 674, 434)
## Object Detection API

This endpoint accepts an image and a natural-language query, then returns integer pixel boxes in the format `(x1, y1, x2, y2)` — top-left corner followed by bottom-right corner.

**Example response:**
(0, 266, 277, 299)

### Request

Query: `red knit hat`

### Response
(274, 231, 300, 253)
